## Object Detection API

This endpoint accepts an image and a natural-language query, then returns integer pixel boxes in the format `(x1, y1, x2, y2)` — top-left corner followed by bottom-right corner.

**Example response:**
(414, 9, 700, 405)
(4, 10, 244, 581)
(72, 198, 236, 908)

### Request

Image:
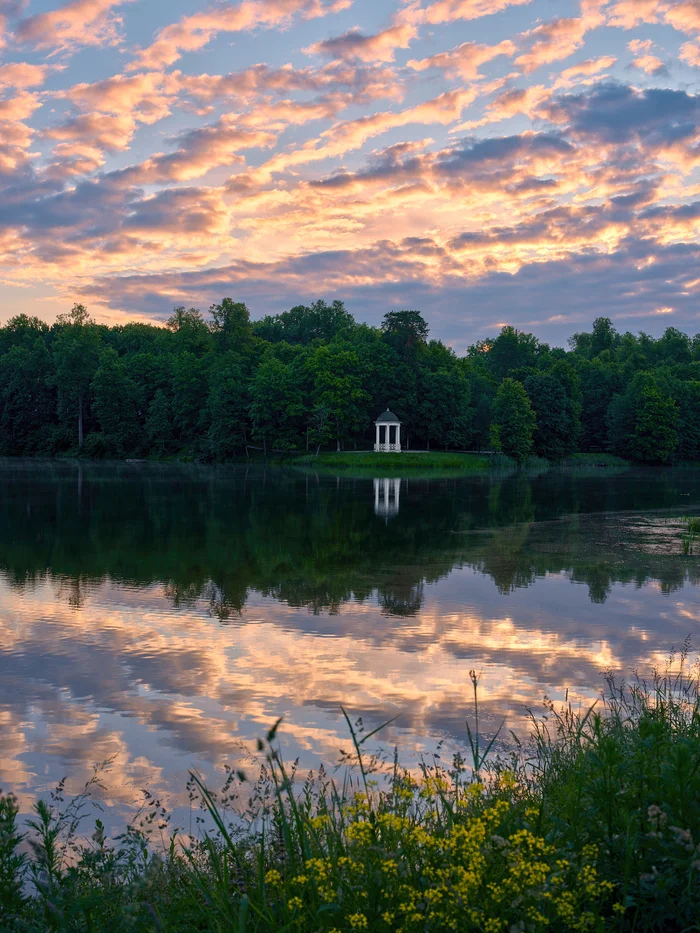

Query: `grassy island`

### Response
(3, 665, 700, 932)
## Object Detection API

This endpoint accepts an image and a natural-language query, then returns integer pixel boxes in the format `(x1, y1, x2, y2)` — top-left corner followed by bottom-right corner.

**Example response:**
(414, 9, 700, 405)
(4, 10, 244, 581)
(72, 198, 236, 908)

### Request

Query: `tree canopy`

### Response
(0, 306, 699, 465)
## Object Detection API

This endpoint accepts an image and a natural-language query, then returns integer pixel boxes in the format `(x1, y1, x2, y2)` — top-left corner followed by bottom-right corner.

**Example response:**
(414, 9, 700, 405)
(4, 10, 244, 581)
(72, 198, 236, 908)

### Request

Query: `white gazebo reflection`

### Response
(374, 477, 401, 521)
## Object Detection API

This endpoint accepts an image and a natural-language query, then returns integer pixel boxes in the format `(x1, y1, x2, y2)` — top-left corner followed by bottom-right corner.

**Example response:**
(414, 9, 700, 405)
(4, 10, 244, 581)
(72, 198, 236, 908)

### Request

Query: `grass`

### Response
(290, 451, 494, 472)
(681, 516, 700, 555)
(4, 659, 700, 931)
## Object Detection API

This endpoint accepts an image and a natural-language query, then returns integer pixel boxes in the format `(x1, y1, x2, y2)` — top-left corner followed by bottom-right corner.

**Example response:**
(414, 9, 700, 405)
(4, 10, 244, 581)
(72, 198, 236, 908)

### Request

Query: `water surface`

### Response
(1, 460, 699, 829)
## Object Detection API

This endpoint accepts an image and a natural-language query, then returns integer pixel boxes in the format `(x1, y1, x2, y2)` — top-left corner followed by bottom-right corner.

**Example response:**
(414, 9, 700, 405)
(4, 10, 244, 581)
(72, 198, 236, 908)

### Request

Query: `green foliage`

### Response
(524, 370, 580, 460)
(145, 389, 174, 455)
(250, 355, 306, 451)
(4, 302, 700, 464)
(608, 376, 679, 463)
(492, 378, 537, 464)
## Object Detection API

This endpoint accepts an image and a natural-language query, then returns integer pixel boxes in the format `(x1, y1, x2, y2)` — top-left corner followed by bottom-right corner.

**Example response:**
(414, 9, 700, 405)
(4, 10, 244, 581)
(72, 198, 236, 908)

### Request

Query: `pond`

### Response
(1, 459, 699, 832)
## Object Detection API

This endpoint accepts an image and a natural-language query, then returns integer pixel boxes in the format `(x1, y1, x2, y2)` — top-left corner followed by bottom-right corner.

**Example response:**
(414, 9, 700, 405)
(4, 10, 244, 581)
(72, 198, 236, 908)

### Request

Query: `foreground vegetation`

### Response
(4, 664, 700, 932)
(4, 301, 700, 465)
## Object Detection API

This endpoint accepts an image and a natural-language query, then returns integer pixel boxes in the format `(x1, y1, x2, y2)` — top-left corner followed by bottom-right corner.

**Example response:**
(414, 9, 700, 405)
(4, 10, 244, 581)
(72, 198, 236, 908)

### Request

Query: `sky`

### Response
(2, 0, 700, 348)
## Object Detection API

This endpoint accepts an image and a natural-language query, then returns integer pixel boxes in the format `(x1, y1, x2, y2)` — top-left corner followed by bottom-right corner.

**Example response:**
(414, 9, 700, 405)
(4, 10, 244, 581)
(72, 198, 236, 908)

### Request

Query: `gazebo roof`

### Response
(375, 408, 400, 423)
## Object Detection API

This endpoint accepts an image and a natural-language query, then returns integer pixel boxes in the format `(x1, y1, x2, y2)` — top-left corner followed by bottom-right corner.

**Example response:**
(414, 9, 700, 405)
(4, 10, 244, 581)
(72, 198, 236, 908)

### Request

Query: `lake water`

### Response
(1, 460, 699, 832)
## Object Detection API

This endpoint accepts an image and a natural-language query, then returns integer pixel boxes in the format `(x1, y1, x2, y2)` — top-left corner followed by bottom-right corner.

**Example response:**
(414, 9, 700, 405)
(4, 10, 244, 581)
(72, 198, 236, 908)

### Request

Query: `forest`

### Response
(1, 300, 699, 464)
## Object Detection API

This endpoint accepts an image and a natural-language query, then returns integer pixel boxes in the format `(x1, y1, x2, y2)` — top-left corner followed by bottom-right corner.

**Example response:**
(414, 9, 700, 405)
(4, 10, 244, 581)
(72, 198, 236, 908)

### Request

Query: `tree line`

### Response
(1, 301, 699, 463)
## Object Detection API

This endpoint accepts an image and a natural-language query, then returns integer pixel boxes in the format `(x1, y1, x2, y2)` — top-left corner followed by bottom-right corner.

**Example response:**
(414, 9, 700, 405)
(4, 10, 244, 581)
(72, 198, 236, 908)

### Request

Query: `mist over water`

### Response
(1, 460, 699, 832)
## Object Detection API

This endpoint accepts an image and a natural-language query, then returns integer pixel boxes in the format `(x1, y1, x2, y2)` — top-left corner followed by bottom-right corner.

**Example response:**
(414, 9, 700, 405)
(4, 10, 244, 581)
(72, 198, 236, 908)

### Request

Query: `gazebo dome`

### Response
(375, 408, 400, 423)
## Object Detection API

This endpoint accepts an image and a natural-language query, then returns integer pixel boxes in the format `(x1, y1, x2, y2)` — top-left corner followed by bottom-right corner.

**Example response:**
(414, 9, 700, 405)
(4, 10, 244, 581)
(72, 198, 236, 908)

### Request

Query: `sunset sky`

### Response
(2, 0, 700, 347)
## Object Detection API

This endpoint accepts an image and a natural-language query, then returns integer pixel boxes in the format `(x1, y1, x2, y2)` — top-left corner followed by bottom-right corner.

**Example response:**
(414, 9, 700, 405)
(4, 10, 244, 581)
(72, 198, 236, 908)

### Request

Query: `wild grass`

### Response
(3, 659, 700, 931)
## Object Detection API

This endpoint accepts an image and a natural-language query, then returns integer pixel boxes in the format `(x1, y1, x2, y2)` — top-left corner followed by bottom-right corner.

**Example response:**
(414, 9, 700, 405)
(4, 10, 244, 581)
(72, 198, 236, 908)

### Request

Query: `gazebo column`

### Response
(375, 423, 379, 451)
(396, 423, 401, 451)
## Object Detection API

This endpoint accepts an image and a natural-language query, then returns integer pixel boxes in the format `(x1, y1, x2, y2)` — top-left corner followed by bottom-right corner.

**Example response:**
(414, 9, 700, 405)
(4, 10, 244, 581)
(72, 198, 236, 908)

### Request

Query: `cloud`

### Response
(179, 62, 402, 108)
(544, 82, 700, 155)
(664, 1, 700, 34)
(305, 23, 418, 62)
(60, 72, 181, 124)
(516, 18, 589, 73)
(15, 0, 135, 54)
(127, 0, 350, 72)
(628, 39, 668, 75)
(44, 112, 139, 154)
(607, 0, 669, 29)
(0, 62, 51, 88)
(553, 55, 617, 88)
(125, 114, 277, 183)
(408, 39, 516, 80)
(420, 0, 532, 27)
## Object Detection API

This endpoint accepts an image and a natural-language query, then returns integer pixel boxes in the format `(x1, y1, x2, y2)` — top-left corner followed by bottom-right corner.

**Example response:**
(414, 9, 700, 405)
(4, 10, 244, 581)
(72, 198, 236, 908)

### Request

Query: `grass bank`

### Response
(3, 664, 700, 932)
(289, 451, 494, 472)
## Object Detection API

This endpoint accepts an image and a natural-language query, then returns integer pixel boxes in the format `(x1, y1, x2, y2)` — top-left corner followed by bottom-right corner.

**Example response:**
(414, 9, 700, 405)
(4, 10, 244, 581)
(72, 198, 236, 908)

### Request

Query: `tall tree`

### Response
(91, 348, 141, 453)
(250, 356, 306, 452)
(524, 370, 580, 460)
(52, 304, 101, 448)
(305, 346, 369, 451)
(492, 378, 537, 464)
(381, 310, 429, 356)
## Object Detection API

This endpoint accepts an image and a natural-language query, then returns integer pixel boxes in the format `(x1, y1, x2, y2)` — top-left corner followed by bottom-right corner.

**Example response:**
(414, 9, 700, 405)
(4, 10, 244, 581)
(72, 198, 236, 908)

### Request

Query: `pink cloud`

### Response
(420, 0, 532, 26)
(127, 0, 351, 72)
(61, 72, 181, 124)
(516, 18, 589, 73)
(305, 23, 417, 62)
(45, 113, 138, 154)
(15, 0, 135, 54)
(553, 55, 617, 88)
(607, 0, 669, 29)
(408, 39, 516, 79)
(665, 1, 700, 34)
(0, 62, 51, 88)
(127, 115, 278, 183)
(628, 39, 667, 74)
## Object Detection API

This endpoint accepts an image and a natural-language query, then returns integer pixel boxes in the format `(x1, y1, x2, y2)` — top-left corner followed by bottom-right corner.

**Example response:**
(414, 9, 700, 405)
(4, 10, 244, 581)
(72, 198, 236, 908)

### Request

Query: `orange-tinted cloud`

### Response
(306, 23, 418, 62)
(420, 0, 532, 26)
(15, 0, 135, 53)
(408, 39, 515, 80)
(128, 0, 351, 72)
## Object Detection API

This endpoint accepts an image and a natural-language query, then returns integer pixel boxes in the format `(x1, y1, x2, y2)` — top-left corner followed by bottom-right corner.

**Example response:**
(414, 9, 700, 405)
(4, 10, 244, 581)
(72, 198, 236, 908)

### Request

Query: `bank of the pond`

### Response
(288, 451, 496, 471)
(3, 668, 700, 932)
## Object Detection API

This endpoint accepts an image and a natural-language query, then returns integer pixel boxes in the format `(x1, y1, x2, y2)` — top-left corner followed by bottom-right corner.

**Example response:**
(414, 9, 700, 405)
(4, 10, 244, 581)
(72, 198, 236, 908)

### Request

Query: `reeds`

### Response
(3, 655, 700, 931)
(680, 516, 700, 554)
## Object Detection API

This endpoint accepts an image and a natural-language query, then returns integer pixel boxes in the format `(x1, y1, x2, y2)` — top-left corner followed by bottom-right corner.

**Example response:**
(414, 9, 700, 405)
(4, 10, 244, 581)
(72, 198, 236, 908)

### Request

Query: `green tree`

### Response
(253, 300, 354, 345)
(381, 310, 429, 356)
(305, 346, 369, 451)
(145, 389, 174, 455)
(52, 304, 101, 448)
(607, 375, 679, 463)
(524, 371, 579, 460)
(416, 367, 472, 449)
(207, 354, 250, 458)
(250, 356, 306, 452)
(91, 348, 141, 454)
(492, 378, 536, 464)
(472, 326, 543, 381)
(0, 339, 55, 453)
(209, 298, 252, 352)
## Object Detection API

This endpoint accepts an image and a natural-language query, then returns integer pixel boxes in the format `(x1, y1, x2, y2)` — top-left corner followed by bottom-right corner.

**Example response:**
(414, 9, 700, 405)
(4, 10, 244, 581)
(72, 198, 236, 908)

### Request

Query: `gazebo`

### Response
(374, 408, 401, 452)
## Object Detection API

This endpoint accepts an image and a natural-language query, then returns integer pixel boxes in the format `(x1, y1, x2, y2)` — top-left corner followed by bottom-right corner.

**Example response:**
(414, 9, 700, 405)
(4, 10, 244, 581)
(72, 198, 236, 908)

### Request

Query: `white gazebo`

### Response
(374, 408, 401, 452)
